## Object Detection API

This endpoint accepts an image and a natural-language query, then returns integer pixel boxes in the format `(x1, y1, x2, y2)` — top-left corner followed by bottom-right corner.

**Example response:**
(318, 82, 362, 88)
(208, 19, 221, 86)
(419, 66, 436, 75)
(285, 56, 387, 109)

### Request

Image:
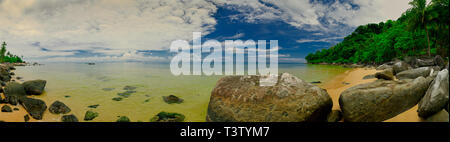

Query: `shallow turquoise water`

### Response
(13, 63, 349, 122)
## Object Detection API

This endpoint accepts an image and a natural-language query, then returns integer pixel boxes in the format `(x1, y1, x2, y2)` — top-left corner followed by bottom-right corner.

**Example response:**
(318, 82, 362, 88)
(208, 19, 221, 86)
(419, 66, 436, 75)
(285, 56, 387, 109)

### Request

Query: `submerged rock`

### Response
(3, 82, 27, 105)
(396, 67, 431, 80)
(22, 80, 46, 95)
(84, 110, 98, 121)
(62, 114, 79, 122)
(207, 73, 333, 122)
(102, 88, 115, 91)
(49, 101, 71, 114)
(375, 68, 394, 80)
(116, 116, 130, 122)
(1, 105, 12, 112)
(150, 112, 185, 122)
(112, 97, 123, 101)
(20, 98, 47, 120)
(88, 104, 100, 108)
(117, 91, 136, 98)
(339, 77, 432, 122)
(123, 86, 137, 90)
(163, 95, 183, 104)
(418, 69, 449, 118)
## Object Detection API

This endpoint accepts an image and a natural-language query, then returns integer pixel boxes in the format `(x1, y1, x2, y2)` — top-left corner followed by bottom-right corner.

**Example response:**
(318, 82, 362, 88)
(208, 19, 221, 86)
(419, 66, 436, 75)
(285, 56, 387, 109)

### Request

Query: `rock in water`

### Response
(62, 115, 79, 122)
(3, 82, 27, 105)
(116, 116, 130, 122)
(20, 98, 47, 120)
(418, 69, 449, 118)
(393, 61, 411, 74)
(396, 67, 431, 80)
(22, 80, 46, 95)
(49, 101, 71, 114)
(207, 73, 333, 122)
(163, 95, 183, 104)
(84, 110, 98, 121)
(150, 112, 185, 122)
(1, 105, 12, 112)
(339, 77, 432, 122)
(375, 68, 394, 80)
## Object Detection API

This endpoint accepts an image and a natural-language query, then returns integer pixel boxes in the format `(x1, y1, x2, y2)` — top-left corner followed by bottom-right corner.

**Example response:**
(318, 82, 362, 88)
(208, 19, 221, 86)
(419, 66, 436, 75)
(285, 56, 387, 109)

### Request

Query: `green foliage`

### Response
(306, 0, 449, 64)
(0, 41, 24, 63)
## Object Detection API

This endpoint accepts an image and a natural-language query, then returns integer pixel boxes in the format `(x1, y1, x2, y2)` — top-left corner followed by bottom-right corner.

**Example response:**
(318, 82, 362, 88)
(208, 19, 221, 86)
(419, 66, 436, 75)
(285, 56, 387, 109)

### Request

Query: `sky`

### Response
(0, 0, 412, 63)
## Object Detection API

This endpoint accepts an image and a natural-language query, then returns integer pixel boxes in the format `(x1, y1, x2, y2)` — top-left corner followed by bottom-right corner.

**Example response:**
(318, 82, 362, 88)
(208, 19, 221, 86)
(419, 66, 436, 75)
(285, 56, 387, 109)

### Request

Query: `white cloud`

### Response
(0, 0, 217, 62)
(214, 0, 411, 33)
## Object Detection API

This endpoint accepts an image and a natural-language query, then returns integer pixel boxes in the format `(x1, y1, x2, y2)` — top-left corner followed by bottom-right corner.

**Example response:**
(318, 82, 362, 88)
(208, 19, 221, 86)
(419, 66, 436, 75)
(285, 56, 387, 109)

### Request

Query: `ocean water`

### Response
(13, 63, 350, 122)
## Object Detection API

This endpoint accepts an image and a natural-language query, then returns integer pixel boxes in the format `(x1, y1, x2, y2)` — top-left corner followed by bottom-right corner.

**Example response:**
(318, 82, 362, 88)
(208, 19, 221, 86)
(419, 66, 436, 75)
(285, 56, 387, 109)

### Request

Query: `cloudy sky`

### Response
(0, 0, 412, 63)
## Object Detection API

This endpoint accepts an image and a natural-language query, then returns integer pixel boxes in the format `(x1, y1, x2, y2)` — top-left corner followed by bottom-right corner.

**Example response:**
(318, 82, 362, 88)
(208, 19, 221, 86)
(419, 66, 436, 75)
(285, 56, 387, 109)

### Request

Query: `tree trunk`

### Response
(425, 27, 431, 56)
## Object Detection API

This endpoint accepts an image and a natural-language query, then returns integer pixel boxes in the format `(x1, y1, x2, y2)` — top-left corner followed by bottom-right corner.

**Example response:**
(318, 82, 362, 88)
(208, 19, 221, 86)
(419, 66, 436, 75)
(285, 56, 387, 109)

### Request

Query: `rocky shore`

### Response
(206, 56, 449, 122)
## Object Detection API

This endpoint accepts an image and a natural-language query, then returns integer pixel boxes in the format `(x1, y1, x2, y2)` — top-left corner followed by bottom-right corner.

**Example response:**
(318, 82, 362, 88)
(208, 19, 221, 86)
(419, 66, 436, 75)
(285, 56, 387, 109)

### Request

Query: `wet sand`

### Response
(321, 67, 424, 122)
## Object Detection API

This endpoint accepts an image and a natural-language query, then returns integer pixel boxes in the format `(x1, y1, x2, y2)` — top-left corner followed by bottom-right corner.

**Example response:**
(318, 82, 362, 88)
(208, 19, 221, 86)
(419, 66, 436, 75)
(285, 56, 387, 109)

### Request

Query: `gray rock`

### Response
(22, 80, 46, 95)
(339, 77, 432, 122)
(422, 110, 449, 122)
(396, 67, 431, 80)
(418, 69, 449, 118)
(207, 73, 333, 122)
(393, 61, 411, 74)
(20, 98, 47, 120)
(3, 82, 27, 105)
(375, 68, 394, 80)
(49, 101, 71, 114)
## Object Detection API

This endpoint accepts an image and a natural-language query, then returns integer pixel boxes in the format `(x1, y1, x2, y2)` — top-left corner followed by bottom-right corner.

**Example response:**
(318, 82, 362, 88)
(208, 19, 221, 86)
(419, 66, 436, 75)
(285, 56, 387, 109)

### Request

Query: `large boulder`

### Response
(206, 73, 333, 122)
(392, 61, 411, 74)
(22, 80, 46, 95)
(375, 68, 394, 80)
(396, 67, 431, 80)
(415, 56, 446, 69)
(3, 82, 27, 105)
(49, 101, 71, 114)
(339, 77, 433, 122)
(418, 69, 449, 118)
(20, 98, 47, 120)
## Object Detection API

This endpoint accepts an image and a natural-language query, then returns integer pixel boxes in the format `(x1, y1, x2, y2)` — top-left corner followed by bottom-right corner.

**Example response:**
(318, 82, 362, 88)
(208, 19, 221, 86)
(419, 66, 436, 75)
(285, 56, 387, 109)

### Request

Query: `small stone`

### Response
(112, 97, 123, 101)
(116, 116, 130, 122)
(150, 112, 185, 122)
(24, 115, 30, 122)
(1, 105, 12, 112)
(123, 86, 137, 90)
(62, 114, 79, 122)
(163, 95, 183, 104)
(13, 108, 19, 111)
(88, 104, 100, 108)
(84, 110, 99, 121)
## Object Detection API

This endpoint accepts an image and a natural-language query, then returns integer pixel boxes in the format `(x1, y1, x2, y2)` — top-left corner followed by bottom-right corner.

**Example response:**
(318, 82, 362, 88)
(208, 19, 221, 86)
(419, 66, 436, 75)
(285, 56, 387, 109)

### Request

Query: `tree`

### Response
(0, 42, 6, 62)
(407, 0, 432, 56)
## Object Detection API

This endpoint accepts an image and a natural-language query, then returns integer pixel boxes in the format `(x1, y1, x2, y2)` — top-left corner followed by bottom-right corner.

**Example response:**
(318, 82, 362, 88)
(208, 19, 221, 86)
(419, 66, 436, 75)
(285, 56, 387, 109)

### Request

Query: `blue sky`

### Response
(0, 0, 412, 63)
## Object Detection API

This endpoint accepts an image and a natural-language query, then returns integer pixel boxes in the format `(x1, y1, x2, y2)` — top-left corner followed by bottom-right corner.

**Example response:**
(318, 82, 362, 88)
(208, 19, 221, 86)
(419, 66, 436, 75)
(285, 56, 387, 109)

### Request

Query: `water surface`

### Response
(14, 63, 350, 122)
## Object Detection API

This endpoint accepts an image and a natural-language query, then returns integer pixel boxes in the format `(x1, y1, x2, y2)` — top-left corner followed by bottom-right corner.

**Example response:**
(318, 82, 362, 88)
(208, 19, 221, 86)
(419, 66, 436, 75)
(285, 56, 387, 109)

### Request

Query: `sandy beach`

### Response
(320, 67, 432, 122)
